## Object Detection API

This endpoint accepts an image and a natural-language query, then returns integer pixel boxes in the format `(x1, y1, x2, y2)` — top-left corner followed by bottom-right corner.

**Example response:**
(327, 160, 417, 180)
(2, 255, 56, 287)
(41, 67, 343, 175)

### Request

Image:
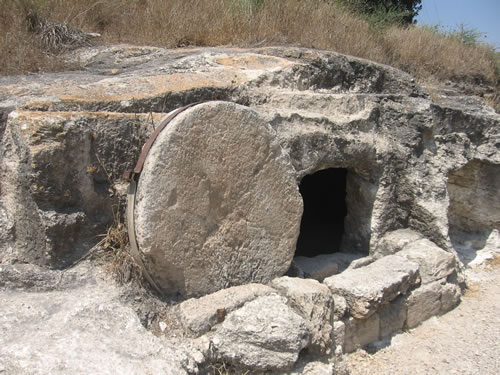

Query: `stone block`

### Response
(176, 283, 275, 337)
(324, 255, 420, 319)
(285, 361, 335, 375)
(333, 321, 346, 351)
(378, 296, 407, 338)
(343, 313, 380, 353)
(398, 239, 456, 284)
(271, 277, 333, 353)
(293, 255, 339, 281)
(440, 282, 461, 313)
(376, 229, 424, 257)
(406, 281, 442, 329)
(348, 255, 376, 269)
(332, 294, 347, 320)
(211, 294, 311, 371)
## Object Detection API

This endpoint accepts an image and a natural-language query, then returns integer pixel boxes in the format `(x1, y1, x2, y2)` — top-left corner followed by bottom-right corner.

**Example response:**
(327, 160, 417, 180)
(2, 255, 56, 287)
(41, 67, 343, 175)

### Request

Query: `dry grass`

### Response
(96, 203, 146, 286)
(1, 0, 497, 86)
(204, 362, 252, 375)
(0, 1, 71, 74)
(383, 26, 497, 84)
(66, 201, 143, 287)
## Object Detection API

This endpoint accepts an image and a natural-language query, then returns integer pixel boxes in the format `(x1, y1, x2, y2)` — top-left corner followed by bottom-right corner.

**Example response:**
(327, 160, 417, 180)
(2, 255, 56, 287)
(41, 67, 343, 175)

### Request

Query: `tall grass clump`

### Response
(0, 0, 498, 88)
(0, 0, 68, 74)
(383, 25, 498, 83)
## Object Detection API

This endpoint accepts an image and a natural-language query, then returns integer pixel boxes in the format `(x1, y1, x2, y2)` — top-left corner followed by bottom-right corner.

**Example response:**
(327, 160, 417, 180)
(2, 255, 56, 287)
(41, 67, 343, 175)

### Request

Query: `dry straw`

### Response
(2, 0, 497, 86)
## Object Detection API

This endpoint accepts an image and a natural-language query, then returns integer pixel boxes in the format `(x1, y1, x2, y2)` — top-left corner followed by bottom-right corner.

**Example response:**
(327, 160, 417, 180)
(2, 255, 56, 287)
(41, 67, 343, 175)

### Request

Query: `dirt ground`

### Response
(346, 255, 500, 375)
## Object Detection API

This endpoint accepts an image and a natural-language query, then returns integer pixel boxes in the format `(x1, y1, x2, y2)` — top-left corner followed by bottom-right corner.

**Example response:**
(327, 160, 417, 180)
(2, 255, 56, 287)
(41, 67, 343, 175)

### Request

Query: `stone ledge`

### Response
(176, 283, 275, 337)
(324, 255, 420, 319)
(271, 276, 334, 354)
(397, 238, 456, 284)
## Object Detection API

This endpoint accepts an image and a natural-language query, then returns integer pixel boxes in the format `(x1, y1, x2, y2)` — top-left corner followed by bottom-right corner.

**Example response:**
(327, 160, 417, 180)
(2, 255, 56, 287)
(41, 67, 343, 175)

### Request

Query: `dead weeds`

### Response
(95, 203, 146, 287)
(202, 362, 252, 375)
(1, 0, 497, 87)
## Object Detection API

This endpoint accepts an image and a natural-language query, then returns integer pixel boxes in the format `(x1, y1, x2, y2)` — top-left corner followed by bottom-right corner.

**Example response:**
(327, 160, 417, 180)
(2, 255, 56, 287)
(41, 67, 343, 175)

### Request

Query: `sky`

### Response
(415, 0, 500, 50)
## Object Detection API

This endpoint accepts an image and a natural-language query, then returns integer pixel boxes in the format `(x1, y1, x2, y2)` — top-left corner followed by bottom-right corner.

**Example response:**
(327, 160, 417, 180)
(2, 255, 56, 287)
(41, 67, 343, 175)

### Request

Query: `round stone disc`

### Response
(134, 101, 302, 297)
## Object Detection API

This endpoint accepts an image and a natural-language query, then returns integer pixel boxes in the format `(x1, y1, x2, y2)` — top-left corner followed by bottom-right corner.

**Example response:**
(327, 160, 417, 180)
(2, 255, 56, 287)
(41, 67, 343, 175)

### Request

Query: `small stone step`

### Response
(323, 254, 420, 319)
(292, 252, 368, 281)
(176, 283, 275, 337)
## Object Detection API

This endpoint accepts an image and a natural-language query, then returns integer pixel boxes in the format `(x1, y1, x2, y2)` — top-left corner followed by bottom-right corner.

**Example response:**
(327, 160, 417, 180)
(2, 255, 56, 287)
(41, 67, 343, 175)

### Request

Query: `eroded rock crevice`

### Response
(448, 160, 500, 265)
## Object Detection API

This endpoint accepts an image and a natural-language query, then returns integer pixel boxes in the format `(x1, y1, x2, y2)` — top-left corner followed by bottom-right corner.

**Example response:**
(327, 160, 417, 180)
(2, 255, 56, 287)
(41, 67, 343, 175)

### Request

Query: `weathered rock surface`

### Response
(406, 281, 443, 329)
(406, 277, 462, 329)
(397, 238, 456, 284)
(447, 160, 500, 261)
(1, 45, 499, 284)
(176, 283, 275, 337)
(343, 313, 380, 353)
(333, 294, 348, 319)
(211, 294, 311, 371)
(293, 252, 371, 281)
(331, 238, 463, 353)
(0, 263, 197, 374)
(293, 255, 339, 281)
(1, 44, 499, 373)
(448, 161, 500, 233)
(283, 360, 335, 375)
(135, 101, 302, 297)
(0, 263, 92, 291)
(333, 321, 346, 351)
(0, 111, 159, 267)
(324, 255, 420, 319)
(378, 296, 407, 338)
(271, 276, 334, 353)
(376, 229, 424, 257)
(440, 281, 462, 312)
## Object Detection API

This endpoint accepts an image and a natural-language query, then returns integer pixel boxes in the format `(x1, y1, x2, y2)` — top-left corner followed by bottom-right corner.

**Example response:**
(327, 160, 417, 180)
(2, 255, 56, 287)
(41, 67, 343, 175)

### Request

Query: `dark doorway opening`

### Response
(295, 168, 347, 257)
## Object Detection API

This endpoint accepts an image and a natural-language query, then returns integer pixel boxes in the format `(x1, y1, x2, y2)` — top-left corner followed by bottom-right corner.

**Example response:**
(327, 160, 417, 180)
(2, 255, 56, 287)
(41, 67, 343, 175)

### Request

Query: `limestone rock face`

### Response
(134, 101, 302, 297)
(1, 44, 499, 373)
(376, 229, 424, 257)
(1, 45, 499, 275)
(343, 313, 380, 353)
(286, 360, 335, 375)
(211, 294, 311, 371)
(378, 296, 407, 338)
(0, 111, 159, 267)
(447, 160, 500, 258)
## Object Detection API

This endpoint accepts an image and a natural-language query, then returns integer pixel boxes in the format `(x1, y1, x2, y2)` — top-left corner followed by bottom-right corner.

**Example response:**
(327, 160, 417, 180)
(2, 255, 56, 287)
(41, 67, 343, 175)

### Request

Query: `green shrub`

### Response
(448, 23, 486, 47)
(361, 4, 412, 29)
(336, 0, 421, 24)
(420, 23, 488, 47)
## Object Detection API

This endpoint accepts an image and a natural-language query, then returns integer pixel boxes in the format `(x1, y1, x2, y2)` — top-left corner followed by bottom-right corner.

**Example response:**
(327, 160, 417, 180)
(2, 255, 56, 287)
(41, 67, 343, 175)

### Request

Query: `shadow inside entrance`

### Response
(295, 168, 347, 257)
